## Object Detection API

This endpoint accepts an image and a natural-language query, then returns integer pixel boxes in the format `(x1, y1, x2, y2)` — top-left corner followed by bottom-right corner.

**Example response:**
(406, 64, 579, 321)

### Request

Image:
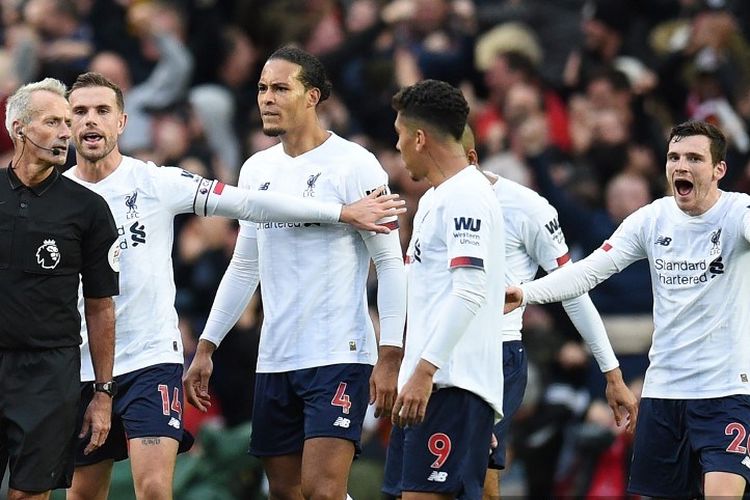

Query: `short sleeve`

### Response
(341, 152, 389, 203)
(523, 204, 571, 273)
(443, 194, 496, 271)
(342, 150, 398, 231)
(80, 193, 119, 298)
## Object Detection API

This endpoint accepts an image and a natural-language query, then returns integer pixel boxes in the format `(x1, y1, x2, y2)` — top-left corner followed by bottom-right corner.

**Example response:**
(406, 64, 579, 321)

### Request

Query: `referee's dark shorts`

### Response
(0, 346, 80, 492)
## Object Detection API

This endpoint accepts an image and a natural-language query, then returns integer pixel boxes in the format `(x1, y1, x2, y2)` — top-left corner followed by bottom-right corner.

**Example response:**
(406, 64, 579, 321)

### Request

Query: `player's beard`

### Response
(262, 126, 286, 137)
(77, 138, 117, 163)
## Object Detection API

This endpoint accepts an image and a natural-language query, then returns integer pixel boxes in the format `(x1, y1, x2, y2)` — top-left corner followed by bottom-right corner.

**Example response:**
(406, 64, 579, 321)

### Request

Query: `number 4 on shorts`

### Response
(331, 382, 352, 414)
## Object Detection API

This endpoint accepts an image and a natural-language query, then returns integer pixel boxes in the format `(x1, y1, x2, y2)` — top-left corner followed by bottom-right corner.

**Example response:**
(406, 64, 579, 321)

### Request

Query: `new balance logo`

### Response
(168, 417, 181, 429)
(258, 182, 270, 190)
(427, 471, 448, 483)
(742, 456, 750, 470)
(333, 417, 351, 428)
(655, 236, 672, 246)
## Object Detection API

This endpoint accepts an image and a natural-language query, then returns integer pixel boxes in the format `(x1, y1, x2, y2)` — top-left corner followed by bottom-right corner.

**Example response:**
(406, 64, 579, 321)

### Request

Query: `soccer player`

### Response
(506, 120, 750, 498)
(63, 71, 404, 500)
(184, 47, 407, 499)
(458, 126, 638, 498)
(382, 80, 505, 499)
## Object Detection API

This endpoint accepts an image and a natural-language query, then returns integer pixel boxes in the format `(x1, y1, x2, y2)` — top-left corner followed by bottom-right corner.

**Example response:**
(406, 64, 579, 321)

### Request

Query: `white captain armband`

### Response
(192, 178, 224, 216)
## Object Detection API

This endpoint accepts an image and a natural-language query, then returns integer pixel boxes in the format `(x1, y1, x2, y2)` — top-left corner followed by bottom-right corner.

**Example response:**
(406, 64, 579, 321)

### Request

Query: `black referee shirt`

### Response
(0, 166, 119, 349)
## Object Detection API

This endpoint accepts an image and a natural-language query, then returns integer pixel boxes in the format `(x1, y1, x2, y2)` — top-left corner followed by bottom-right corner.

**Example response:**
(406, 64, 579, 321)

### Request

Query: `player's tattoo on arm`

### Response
(141, 437, 161, 446)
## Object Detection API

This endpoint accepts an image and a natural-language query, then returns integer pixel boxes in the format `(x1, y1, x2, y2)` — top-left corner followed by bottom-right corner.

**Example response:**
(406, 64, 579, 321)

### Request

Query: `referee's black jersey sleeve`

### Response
(80, 190, 119, 298)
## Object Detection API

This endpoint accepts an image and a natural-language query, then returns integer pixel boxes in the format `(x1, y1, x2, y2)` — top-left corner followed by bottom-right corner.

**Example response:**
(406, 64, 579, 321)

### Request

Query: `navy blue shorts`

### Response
(628, 396, 750, 498)
(489, 340, 527, 470)
(382, 387, 495, 498)
(249, 363, 372, 457)
(76, 363, 193, 465)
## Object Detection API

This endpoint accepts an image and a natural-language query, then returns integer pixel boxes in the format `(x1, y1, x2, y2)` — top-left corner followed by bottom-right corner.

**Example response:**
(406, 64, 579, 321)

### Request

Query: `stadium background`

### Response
(1, 0, 749, 497)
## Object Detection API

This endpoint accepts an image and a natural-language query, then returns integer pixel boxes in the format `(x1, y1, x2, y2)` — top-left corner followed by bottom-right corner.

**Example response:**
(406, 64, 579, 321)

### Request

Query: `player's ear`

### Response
(307, 87, 320, 108)
(713, 160, 727, 182)
(414, 128, 426, 152)
(118, 112, 128, 133)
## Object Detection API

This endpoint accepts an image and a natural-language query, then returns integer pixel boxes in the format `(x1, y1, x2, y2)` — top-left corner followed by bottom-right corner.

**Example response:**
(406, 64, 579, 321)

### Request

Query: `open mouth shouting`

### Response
(81, 131, 104, 147)
(673, 178, 694, 198)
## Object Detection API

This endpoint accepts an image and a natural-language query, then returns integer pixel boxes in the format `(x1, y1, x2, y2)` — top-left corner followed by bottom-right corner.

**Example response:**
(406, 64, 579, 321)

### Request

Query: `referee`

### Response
(0, 78, 119, 499)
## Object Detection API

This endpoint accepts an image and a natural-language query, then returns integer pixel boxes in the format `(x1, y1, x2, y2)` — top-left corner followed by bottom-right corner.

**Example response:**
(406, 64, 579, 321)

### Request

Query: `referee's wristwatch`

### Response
(93, 380, 118, 398)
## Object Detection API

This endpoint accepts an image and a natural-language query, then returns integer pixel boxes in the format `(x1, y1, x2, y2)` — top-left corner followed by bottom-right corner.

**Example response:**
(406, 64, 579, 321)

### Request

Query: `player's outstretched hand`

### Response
(81, 392, 113, 455)
(370, 345, 403, 418)
(340, 187, 406, 234)
(504, 286, 524, 314)
(184, 343, 215, 412)
(604, 367, 639, 434)
(392, 360, 436, 427)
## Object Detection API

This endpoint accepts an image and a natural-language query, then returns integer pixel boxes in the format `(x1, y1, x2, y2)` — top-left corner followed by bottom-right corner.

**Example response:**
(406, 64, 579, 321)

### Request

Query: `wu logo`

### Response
(453, 217, 481, 232)
(304, 172, 321, 197)
(125, 191, 139, 219)
(655, 236, 672, 246)
(544, 218, 560, 235)
(129, 222, 146, 247)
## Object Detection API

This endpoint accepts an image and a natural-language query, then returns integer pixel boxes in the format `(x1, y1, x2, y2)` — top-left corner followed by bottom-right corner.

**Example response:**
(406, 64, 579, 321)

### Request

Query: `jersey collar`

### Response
(6, 163, 61, 196)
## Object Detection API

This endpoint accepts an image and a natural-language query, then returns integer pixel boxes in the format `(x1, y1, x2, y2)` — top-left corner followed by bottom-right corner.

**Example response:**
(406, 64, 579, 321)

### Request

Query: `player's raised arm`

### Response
(198, 178, 406, 233)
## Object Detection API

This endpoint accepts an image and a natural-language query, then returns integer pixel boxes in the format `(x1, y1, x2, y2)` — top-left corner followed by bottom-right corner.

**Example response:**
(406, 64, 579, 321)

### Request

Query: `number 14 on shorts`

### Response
(158, 384, 183, 418)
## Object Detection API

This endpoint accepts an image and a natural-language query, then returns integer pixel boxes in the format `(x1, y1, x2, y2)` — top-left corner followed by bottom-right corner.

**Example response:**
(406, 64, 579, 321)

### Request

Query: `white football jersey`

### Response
(237, 133, 394, 373)
(603, 192, 750, 398)
(65, 156, 217, 380)
(401, 167, 505, 414)
(493, 176, 570, 341)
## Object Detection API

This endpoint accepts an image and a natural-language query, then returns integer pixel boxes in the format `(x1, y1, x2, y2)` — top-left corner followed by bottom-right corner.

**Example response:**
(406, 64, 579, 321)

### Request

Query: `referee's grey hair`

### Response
(5, 78, 68, 139)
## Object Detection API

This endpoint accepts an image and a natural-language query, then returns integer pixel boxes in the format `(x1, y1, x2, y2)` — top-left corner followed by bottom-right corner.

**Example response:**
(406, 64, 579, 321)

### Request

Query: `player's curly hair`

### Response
(669, 120, 727, 165)
(268, 46, 332, 104)
(391, 80, 469, 141)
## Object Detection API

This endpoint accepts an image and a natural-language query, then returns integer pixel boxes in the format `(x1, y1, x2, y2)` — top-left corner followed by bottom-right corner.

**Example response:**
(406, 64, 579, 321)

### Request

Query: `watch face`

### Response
(95, 381, 118, 397)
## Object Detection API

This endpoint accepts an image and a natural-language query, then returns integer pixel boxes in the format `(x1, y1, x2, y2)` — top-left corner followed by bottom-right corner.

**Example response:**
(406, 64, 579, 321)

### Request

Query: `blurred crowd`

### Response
(3, 0, 749, 496)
